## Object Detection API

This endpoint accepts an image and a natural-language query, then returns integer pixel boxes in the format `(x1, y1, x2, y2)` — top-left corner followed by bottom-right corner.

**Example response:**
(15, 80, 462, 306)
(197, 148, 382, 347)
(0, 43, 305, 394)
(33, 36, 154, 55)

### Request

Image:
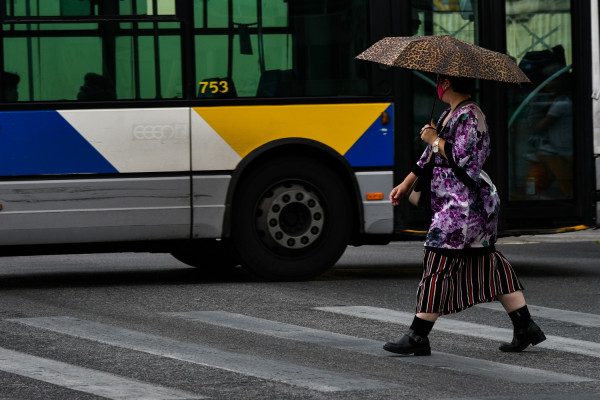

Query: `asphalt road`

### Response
(0, 230, 598, 400)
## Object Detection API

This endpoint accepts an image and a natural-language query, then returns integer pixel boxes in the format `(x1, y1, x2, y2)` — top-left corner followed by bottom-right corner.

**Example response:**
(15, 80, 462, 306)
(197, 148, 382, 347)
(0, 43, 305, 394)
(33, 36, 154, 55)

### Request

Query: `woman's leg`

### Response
(416, 312, 440, 322)
(496, 290, 546, 352)
(383, 314, 436, 356)
(497, 290, 526, 313)
(383, 249, 444, 356)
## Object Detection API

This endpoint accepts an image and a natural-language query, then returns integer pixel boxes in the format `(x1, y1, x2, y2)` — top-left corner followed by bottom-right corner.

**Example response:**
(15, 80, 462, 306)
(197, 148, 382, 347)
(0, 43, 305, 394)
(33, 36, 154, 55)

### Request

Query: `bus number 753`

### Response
(198, 80, 229, 95)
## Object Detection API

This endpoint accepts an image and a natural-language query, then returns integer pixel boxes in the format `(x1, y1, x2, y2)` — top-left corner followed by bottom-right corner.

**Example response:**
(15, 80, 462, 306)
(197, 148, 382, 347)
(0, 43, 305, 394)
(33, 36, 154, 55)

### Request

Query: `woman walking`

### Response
(384, 75, 546, 356)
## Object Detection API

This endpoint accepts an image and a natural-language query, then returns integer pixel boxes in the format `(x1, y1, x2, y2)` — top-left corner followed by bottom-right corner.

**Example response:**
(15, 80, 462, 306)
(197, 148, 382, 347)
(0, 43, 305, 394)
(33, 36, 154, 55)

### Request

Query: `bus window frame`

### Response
(0, 0, 180, 22)
(0, 15, 181, 23)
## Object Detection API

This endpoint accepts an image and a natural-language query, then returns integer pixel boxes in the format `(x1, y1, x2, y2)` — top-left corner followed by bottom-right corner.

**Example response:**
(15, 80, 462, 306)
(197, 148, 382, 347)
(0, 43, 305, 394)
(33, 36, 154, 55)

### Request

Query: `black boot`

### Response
(383, 316, 434, 356)
(499, 306, 546, 352)
(383, 329, 431, 356)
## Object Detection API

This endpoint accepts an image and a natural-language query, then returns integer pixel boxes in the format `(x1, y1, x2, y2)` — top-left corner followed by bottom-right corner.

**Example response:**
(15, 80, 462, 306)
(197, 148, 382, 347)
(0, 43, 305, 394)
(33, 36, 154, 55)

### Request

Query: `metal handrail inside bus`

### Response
(508, 64, 573, 128)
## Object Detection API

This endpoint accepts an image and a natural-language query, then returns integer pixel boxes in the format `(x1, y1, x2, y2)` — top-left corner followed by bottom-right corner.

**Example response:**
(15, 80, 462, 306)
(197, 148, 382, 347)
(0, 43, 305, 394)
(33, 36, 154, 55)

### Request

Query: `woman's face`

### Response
(437, 78, 450, 101)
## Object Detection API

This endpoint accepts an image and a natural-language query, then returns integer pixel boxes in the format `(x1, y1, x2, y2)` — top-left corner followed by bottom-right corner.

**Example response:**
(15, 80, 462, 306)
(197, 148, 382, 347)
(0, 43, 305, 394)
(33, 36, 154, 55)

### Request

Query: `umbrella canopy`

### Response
(356, 35, 530, 84)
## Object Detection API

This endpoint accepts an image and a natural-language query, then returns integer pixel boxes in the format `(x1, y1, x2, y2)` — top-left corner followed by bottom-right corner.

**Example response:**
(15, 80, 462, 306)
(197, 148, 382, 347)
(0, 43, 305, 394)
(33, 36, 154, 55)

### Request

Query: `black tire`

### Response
(232, 156, 354, 281)
(171, 239, 239, 269)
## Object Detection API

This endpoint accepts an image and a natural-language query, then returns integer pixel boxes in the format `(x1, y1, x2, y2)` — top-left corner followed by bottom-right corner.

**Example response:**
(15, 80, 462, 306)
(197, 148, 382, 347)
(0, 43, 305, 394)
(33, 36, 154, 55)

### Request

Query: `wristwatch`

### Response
(432, 137, 440, 153)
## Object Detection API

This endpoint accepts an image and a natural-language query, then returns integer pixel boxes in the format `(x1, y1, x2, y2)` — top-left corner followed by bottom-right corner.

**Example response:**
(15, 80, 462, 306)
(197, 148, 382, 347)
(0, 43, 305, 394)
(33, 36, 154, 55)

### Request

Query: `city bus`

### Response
(0, 0, 596, 281)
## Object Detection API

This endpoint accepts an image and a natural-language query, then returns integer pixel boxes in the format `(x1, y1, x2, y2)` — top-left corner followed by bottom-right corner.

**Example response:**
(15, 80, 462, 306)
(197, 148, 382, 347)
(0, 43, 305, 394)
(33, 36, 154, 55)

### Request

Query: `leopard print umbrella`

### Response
(356, 35, 530, 83)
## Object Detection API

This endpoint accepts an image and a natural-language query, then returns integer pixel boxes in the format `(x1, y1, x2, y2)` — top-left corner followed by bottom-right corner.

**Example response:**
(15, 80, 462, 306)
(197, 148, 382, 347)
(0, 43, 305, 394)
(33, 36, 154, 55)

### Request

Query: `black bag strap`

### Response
(444, 143, 478, 191)
(414, 101, 488, 193)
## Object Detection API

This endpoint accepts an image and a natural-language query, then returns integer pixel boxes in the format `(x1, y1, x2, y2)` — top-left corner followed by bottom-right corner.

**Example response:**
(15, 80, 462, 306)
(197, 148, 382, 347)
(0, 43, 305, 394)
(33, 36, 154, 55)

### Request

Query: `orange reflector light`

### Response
(366, 193, 384, 201)
(381, 111, 390, 125)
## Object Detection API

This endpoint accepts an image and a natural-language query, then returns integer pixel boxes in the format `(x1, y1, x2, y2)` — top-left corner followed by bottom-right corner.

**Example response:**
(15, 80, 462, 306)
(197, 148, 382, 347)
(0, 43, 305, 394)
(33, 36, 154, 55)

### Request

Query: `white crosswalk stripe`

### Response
(165, 310, 593, 384)
(315, 306, 600, 358)
(5, 304, 598, 397)
(8, 316, 399, 392)
(439, 393, 600, 400)
(0, 346, 203, 400)
(475, 302, 600, 328)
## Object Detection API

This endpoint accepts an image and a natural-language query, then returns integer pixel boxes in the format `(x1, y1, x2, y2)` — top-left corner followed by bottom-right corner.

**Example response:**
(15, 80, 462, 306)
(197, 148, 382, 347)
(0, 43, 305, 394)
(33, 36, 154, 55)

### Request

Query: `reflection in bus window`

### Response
(521, 50, 573, 199)
(505, 1, 574, 201)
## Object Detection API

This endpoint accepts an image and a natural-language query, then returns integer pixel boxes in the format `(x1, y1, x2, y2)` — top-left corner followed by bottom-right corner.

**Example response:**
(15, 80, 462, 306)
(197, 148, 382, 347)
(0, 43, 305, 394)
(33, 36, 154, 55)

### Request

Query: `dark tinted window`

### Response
(5, 0, 176, 17)
(193, 0, 370, 98)
(2, 21, 181, 101)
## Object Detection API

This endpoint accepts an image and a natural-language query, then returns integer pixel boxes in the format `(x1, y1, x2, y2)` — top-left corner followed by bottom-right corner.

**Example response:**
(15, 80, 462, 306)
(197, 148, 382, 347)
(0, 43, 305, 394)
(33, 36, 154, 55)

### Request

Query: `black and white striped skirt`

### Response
(416, 247, 524, 315)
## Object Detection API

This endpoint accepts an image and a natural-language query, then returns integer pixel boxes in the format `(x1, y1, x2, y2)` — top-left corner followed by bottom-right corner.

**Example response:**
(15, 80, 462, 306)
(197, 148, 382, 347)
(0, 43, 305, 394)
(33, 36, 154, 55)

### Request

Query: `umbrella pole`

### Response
(429, 75, 440, 123)
(429, 94, 437, 123)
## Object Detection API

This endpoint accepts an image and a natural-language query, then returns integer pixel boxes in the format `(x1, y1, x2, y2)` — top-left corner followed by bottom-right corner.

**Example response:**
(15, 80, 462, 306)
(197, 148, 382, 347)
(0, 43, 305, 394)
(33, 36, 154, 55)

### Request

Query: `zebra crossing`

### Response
(0, 347, 203, 400)
(315, 306, 600, 358)
(164, 310, 593, 384)
(8, 316, 398, 393)
(2, 304, 599, 399)
(476, 302, 600, 328)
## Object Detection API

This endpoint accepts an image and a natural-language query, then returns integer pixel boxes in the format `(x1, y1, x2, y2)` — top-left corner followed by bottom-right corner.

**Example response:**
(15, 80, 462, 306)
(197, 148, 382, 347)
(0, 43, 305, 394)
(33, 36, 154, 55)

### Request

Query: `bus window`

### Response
(3, 20, 182, 101)
(193, 0, 370, 98)
(5, 0, 176, 17)
(4, 30, 103, 101)
(505, 2, 574, 201)
(5, 0, 97, 16)
(116, 22, 183, 99)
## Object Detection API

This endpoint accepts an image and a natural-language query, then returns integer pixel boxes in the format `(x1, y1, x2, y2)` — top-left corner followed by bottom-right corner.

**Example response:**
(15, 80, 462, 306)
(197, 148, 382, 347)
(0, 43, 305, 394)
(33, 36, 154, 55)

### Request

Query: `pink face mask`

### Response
(437, 80, 446, 100)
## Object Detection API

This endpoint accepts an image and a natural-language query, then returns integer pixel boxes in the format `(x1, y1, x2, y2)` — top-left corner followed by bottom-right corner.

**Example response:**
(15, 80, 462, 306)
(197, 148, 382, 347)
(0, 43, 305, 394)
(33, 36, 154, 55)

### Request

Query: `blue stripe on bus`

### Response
(0, 111, 118, 176)
(344, 104, 394, 167)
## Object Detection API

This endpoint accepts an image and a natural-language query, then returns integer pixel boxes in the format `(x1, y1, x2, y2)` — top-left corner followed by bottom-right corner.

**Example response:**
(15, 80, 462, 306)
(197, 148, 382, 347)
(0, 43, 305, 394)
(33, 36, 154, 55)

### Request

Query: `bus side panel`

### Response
(191, 175, 231, 238)
(190, 103, 394, 238)
(592, 0, 600, 226)
(0, 108, 192, 245)
(191, 104, 393, 165)
(355, 171, 394, 234)
(0, 177, 190, 245)
(60, 108, 190, 173)
(190, 109, 241, 238)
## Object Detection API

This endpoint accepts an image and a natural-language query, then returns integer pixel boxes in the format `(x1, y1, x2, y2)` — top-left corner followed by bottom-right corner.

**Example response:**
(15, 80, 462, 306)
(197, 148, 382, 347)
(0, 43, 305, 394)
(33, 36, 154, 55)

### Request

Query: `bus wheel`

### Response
(170, 239, 239, 269)
(232, 156, 353, 281)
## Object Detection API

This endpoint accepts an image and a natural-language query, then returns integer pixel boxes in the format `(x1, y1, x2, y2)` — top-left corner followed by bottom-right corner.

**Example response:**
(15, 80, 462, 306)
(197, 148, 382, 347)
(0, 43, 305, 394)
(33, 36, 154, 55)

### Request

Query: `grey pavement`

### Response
(499, 226, 600, 243)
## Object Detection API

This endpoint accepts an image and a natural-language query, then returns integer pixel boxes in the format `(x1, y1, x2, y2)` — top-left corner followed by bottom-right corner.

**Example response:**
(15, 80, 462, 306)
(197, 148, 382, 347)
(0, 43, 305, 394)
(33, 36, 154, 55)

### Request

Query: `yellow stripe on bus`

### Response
(193, 103, 390, 158)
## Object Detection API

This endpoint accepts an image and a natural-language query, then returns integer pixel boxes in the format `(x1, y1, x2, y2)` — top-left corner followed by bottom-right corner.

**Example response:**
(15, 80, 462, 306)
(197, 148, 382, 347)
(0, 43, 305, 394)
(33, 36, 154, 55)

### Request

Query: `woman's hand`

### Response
(390, 183, 409, 206)
(420, 119, 447, 159)
(389, 172, 418, 206)
(420, 119, 438, 145)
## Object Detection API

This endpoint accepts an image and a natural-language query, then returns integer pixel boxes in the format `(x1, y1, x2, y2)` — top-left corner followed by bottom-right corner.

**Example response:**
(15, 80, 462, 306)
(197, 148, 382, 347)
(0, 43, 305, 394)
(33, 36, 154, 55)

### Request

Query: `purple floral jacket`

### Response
(416, 103, 500, 250)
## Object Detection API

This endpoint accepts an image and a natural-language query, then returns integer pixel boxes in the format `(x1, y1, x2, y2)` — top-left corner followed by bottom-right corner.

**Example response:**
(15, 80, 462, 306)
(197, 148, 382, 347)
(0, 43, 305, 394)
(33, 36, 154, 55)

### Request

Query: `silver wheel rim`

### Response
(256, 182, 325, 251)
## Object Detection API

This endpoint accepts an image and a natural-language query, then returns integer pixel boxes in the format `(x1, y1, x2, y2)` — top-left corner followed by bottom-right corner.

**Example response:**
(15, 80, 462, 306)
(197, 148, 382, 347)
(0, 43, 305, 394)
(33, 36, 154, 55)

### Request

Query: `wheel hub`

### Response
(257, 182, 324, 250)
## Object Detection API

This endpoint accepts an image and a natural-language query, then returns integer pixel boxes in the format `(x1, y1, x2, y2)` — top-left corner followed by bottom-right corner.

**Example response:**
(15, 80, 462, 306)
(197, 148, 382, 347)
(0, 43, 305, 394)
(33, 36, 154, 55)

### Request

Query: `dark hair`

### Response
(440, 74, 475, 95)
